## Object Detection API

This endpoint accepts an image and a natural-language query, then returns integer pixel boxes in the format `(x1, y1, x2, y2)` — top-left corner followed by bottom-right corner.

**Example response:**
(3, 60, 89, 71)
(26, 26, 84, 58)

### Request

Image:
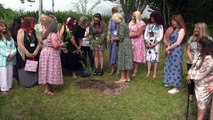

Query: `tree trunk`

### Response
(138, 0, 149, 14)
(163, 0, 167, 28)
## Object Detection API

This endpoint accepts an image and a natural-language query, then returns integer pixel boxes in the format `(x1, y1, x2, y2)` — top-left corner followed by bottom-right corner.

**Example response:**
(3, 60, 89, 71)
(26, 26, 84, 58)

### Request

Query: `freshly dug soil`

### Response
(77, 80, 128, 96)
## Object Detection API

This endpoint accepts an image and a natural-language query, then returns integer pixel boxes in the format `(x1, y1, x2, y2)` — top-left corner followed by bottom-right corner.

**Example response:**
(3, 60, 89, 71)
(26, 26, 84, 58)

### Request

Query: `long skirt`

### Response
(18, 68, 38, 87)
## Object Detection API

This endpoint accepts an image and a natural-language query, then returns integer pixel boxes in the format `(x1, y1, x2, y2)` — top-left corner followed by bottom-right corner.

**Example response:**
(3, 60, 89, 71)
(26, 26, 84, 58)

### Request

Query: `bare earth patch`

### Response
(77, 80, 128, 96)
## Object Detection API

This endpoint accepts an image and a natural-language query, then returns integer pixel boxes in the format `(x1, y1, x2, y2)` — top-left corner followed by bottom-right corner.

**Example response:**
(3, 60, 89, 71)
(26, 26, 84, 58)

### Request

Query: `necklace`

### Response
(25, 32, 36, 43)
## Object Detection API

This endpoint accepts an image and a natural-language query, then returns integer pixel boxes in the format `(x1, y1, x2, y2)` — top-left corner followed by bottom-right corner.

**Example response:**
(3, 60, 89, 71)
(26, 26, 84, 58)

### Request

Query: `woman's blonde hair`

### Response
(189, 22, 211, 42)
(133, 11, 142, 24)
(40, 14, 48, 21)
(112, 12, 123, 24)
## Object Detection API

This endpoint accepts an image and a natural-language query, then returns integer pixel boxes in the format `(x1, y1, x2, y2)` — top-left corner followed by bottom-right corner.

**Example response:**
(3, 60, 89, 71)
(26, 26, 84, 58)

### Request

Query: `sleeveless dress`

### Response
(17, 31, 39, 87)
(39, 33, 63, 85)
(163, 30, 184, 87)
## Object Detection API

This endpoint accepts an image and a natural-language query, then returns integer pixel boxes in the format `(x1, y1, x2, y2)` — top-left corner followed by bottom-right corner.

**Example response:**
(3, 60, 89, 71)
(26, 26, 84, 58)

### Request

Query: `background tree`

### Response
(72, 0, 101, 15)
(148, 0, 213, 30)
(108, 0, 150, 22)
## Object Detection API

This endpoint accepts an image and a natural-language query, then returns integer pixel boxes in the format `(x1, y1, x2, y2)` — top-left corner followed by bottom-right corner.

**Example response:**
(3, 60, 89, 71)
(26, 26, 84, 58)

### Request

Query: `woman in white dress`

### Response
(144, 12, 164, 78)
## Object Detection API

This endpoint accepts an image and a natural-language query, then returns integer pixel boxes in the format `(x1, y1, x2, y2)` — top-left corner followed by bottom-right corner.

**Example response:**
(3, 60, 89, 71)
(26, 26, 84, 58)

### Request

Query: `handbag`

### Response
(24, 59, 38, 72)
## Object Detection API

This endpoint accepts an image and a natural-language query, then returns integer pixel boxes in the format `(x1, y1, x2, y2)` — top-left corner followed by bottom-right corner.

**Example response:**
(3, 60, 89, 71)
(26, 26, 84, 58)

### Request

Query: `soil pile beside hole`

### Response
(77, 80, 128, 96)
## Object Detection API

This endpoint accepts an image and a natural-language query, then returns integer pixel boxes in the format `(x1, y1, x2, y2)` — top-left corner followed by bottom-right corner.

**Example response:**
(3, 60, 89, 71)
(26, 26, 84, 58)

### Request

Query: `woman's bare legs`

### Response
(197, 108, 206, 120)
(115, 70, 126, 83)
(153, 63, 158, 78)
(126, 70, 131, 81)
(132, 62, 139, 77)
(146, 62, 151, 77)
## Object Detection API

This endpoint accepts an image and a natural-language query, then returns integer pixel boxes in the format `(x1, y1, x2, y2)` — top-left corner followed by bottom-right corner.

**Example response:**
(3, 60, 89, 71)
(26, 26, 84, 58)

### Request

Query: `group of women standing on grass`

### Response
(0, 7, 213, 120)
(109, 8, 164, 83)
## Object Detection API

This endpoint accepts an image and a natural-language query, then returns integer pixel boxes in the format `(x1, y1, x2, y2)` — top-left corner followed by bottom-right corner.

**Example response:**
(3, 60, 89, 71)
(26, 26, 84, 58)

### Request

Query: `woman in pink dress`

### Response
(129, 11, 146, 77)
(39, 21, 64, 95)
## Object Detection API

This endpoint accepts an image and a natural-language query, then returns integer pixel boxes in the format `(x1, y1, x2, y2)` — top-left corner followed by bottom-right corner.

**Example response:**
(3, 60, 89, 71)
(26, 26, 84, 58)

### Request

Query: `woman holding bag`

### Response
(17, 17, 40, 87)
(39, 21, 64, 95)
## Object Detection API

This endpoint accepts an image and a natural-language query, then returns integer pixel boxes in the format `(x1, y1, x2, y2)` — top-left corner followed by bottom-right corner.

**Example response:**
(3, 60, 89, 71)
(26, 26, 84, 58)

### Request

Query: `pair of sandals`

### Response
(44, 88, 54, 95)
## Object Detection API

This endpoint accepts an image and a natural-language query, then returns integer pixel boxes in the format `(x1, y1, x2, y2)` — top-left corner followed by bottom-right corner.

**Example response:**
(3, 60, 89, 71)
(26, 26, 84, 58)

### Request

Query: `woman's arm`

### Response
(71, 36, 80, 50)
(187, 44, 193, 64)
(129, 24, 145, 38)
(166, 28, 185, 52)
(143, 24, 149, 42)
(163, 27, 173, 47)
(17, 29, 32, 57)
(32, 33, 41, 57)
(59, 25, 65, 39)
(190, 57, 213, 81)
(156, 25, 164, 42)
(10, 37, 17, 55)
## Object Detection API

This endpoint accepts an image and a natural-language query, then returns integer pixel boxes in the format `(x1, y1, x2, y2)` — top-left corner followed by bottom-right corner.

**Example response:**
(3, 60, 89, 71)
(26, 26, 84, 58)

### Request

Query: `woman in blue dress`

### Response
(163, 14, 187, 94)
(109, 7, 119, 75)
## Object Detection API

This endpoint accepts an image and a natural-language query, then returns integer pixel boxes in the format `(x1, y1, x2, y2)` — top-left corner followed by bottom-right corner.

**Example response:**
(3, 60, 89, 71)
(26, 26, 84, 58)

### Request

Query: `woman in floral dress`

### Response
(39, 21, 64, 95)
(111, 13, 133, 83)
(144, 12, 164, 78)
(128, 11, 146, 77)
(187, 37, 213, 120)
(163, 14, 187, 94)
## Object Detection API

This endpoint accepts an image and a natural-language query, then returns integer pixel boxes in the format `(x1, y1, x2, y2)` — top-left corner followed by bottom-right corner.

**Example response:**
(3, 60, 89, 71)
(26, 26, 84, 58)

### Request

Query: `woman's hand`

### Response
(186, 75, 191, 84)
(208, 82, 213, 93)
(61, 48, 68, 53)
(60, 42, 65, 47)
(7, 54, 14, 61)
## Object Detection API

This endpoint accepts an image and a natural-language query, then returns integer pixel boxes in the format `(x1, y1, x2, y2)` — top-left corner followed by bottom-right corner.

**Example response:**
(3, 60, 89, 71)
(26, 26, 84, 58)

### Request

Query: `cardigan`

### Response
(0, 36, 17, 67)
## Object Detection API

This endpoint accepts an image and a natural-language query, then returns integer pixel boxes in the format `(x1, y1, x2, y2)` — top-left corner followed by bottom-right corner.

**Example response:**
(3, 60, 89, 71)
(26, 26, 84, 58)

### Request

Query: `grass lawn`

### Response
(0, 45, 199, 120)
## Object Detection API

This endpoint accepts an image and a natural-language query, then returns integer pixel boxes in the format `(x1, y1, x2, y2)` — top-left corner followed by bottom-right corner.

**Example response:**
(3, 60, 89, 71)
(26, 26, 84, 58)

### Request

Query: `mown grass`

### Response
(0, 45, 199, 120)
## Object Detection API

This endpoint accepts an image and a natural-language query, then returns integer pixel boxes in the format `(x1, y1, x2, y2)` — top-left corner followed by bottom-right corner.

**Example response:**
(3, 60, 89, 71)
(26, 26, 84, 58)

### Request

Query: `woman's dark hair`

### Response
(93, 13, 102, 22)
(0, 20, 12, 40)
(10, 16, 23, 42)
(20, 17, 37, 33)
(149, 11, 165, 27)
(197, 36, 213, 69)
(67, 18, 78, 30)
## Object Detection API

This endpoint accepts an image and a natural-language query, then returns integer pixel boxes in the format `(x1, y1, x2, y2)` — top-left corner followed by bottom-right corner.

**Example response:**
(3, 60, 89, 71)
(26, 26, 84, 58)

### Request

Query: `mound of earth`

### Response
(77, 80, 128, 96)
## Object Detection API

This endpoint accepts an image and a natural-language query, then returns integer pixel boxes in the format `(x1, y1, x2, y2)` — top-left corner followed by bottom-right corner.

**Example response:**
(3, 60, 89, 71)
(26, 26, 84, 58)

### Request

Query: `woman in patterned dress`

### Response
(111, 13, 133, 83)
(209, 82, 213, 120)
(187, 37, 213, 120)
(128, 11, 146, 77)
(39, 21, 64, 95)
(186, 22, 212, 101)
(163, 14, 187, 94)
(89, 13, 107, 76)
(144, 11, 164, 78)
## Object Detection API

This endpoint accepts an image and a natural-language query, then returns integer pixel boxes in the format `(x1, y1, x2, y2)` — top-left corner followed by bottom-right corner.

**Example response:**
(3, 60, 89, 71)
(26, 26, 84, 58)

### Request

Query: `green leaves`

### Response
(88, 35, 105, 50)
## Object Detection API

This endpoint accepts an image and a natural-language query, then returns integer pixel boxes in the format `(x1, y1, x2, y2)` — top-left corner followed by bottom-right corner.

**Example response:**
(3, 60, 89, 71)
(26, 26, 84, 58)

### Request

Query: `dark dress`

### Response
(66, 25, 85, 71)
(163, 29, 183, 88)
(17, 31, 39, 87)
